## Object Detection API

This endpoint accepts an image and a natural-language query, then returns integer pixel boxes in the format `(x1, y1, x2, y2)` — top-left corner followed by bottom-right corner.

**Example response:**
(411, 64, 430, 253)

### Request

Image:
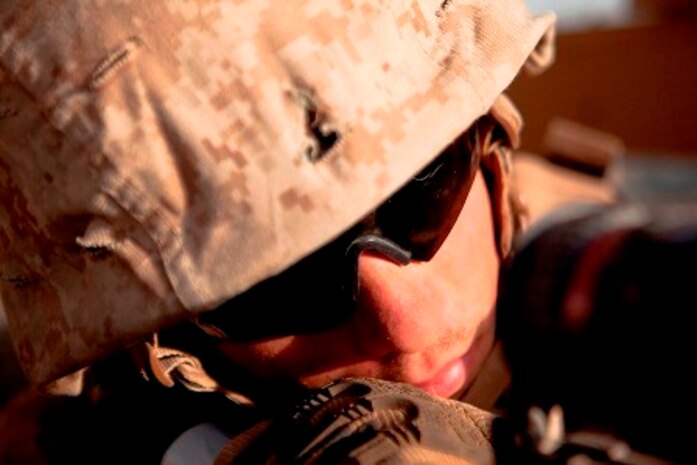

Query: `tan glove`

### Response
(215, 378, 497, 465)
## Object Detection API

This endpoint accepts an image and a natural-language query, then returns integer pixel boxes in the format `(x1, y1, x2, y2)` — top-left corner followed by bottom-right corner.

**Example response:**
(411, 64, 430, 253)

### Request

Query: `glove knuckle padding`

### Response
(217, 378, 496, 465)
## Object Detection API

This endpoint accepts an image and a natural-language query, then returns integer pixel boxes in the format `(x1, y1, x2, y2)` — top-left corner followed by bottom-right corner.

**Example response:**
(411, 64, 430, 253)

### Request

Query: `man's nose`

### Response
(350, 253, 450, 357)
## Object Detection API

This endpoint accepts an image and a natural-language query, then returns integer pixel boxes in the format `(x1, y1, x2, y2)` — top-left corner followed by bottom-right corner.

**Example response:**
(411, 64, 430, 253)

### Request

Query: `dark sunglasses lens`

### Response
(375, 132, 480, 260)
(198, 132, 479, 340)
(198, 227, 360, 341)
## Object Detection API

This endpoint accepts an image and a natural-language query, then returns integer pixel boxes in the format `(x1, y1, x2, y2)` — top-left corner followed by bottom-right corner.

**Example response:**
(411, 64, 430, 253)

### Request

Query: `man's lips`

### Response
(292, 349, 473, 399)
(414, 356, 468, 398)
(411, 328, 493, 398)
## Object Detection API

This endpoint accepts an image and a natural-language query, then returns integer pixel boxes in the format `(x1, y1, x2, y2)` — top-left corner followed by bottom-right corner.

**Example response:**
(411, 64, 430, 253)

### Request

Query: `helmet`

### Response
(0, 0, 554, 388)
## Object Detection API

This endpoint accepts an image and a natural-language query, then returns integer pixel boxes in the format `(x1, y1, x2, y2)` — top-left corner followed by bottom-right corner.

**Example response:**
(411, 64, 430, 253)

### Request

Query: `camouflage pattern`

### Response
(0, 0, 554, 386)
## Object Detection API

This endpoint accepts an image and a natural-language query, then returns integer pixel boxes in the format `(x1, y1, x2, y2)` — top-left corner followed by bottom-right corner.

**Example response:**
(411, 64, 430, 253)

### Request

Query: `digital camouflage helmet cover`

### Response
(0, 0, 554, 387)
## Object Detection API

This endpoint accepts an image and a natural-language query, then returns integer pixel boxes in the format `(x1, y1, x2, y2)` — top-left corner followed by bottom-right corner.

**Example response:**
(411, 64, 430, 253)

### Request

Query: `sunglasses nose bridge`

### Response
(346, 235, 412, 265)
(345, 234, 412, 301)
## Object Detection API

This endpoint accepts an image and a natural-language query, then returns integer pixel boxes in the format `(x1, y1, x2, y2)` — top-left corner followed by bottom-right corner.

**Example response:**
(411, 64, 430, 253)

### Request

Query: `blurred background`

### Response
(508, 0, 697, 225)
(514, 0, 697, 157)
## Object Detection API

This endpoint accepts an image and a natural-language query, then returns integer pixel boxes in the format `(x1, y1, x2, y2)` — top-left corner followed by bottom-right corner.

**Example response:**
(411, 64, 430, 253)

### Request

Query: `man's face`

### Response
(216, 170, 499, 399)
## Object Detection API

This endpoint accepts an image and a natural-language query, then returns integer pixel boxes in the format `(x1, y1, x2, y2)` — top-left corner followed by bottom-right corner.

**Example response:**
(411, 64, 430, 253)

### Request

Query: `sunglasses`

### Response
(196, 124, 482, 341)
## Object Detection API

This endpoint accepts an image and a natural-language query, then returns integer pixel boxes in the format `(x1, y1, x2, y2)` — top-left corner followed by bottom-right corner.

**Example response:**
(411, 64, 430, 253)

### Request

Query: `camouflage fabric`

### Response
(0, 0, 554, 387)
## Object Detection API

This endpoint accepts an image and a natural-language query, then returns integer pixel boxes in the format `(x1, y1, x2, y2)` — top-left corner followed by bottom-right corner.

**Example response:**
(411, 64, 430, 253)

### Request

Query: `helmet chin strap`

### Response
(140, 334, 254, 406)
